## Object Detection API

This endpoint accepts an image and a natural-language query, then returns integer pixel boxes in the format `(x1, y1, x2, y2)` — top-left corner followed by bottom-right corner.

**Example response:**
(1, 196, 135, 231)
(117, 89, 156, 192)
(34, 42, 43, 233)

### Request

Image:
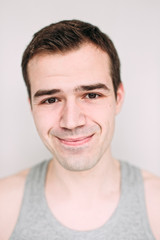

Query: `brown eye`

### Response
(44, 98, 58, 104)
(86, 93, 99, 99)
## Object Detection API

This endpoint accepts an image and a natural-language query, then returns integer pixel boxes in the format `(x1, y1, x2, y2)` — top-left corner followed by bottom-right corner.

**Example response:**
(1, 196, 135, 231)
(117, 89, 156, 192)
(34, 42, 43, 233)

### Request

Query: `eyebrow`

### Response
(33, 83, 109, 99)
(75, 83, 109, 92)
(34, 89, 61, 98)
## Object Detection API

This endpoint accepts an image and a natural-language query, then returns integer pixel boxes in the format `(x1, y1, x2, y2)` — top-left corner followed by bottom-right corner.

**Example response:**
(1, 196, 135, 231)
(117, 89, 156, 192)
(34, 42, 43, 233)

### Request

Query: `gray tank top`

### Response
(10, 160, 155, 240)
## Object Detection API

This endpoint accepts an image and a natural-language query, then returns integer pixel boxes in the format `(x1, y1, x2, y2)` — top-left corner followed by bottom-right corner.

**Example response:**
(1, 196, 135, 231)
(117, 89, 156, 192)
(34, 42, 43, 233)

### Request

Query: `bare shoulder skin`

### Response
(142, 170, 160, 240)
(0, 169, 29, 240)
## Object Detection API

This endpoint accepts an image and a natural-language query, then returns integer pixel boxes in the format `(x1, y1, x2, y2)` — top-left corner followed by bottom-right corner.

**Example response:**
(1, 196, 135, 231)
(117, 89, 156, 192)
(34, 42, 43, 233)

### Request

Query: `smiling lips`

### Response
(57, 134, 94, 146)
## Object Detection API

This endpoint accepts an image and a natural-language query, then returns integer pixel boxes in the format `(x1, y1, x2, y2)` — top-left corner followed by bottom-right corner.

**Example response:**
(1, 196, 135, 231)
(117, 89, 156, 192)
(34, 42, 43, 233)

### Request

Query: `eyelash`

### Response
(41, 92, 102, 105)
(41, 97, 59, 104)
(85, 93, 101, 99)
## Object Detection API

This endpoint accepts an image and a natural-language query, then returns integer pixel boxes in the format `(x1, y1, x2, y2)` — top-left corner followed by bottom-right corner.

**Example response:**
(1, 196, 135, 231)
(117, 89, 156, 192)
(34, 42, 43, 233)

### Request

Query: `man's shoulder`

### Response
(142, 169, 160, 239)
(0, 169, 29, 240)
(0, 168, 29, 198)
(142, 169, 160, 199)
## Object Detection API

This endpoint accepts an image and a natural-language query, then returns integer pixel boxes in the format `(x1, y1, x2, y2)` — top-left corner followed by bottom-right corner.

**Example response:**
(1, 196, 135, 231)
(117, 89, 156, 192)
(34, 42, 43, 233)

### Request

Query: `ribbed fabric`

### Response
(10, 160, 155, 240)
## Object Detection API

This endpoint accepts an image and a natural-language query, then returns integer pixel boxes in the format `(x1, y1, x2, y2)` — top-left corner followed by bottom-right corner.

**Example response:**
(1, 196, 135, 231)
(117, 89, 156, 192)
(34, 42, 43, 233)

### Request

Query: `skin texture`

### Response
(0, 44, 160, 240)
(29, 44, 123, 172)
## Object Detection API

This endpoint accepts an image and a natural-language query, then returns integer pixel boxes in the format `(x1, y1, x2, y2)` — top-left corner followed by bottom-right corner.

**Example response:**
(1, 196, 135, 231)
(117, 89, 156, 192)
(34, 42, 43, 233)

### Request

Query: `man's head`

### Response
(22, 19, 121, 100)
(23, 20, 124, 172)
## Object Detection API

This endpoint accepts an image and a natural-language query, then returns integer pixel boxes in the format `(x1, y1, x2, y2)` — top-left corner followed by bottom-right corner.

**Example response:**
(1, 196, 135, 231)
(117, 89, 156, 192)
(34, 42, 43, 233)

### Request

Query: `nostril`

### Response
(60, 109, 86, 130)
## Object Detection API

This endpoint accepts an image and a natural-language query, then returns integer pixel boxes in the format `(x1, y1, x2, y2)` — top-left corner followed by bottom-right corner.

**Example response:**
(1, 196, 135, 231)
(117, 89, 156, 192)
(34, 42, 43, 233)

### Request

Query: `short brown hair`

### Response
(22, 19, 121, 99)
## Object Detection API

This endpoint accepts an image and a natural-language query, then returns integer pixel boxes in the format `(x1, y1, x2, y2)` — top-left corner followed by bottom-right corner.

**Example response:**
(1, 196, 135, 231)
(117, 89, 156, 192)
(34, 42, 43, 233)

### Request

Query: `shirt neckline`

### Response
(40, 160, 126, 237)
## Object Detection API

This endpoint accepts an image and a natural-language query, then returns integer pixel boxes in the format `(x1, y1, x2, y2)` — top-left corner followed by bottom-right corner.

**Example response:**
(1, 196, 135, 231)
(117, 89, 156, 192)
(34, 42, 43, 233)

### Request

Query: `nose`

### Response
(60, 99, 86, 130)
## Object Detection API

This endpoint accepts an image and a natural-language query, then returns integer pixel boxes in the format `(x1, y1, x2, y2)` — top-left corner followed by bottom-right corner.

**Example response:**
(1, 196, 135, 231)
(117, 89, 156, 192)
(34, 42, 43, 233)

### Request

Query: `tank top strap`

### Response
(25, 160, 49, 196)
(10, 160, 50, 239)
(120, 160, 155, 239)
(120, 160, 141, 194)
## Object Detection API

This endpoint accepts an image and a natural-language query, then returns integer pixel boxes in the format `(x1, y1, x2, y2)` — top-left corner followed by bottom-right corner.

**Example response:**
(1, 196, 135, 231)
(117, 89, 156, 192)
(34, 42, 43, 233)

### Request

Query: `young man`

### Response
(0, 20, 160, 240)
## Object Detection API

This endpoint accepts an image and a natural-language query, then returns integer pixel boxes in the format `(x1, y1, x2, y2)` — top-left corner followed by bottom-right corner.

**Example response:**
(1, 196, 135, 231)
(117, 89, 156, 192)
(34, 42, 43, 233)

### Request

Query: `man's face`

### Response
(28, 44, 124, 172)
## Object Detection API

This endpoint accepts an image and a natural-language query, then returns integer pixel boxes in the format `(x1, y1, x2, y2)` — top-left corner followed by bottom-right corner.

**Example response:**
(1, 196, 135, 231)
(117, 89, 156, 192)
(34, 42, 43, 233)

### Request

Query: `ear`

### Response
(115, 83, 125, 115)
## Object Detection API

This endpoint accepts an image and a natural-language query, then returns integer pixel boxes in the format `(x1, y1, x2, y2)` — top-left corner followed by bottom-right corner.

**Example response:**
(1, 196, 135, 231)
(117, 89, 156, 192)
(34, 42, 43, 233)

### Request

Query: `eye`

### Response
(43, 97, 58, 104)
(86, 93, 100, 99)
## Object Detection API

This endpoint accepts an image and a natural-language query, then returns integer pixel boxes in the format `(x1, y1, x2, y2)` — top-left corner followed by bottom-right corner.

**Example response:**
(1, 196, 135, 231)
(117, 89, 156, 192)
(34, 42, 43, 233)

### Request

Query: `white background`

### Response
(0, 0, 160, 178)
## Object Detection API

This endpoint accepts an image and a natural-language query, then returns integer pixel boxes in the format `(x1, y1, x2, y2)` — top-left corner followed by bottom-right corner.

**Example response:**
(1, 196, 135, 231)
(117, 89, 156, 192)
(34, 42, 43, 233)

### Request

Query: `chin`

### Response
(55, 153, 101, 172)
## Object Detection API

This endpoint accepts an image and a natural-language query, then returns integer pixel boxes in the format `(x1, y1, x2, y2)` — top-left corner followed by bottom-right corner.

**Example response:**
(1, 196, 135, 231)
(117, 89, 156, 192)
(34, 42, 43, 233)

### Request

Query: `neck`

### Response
(46, 152, 121, 199)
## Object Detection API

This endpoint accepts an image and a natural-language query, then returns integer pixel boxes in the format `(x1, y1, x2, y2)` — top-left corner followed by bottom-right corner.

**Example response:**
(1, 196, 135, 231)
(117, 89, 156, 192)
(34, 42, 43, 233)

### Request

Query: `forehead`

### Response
(28, 44, 112, 92)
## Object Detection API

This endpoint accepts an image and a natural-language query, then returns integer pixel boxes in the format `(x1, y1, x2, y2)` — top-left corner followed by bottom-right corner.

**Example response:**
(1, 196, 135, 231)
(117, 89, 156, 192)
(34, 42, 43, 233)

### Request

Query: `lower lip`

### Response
(58, 135, 94, 147)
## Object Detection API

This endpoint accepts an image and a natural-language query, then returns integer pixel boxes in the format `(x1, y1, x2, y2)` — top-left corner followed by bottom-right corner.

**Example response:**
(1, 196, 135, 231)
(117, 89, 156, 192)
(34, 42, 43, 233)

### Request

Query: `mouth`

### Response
(57, 134, 94, 147)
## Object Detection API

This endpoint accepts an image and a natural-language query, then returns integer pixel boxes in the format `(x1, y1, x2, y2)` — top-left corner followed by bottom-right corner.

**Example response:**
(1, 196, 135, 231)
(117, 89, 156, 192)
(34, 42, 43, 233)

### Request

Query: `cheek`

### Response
(87, 102, 116, 124)
(32, 109, 58, 135)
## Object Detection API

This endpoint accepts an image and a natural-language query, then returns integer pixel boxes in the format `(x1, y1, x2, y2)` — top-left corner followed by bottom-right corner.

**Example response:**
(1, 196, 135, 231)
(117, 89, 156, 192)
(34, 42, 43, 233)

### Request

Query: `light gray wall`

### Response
(1, 0, 160, 177)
